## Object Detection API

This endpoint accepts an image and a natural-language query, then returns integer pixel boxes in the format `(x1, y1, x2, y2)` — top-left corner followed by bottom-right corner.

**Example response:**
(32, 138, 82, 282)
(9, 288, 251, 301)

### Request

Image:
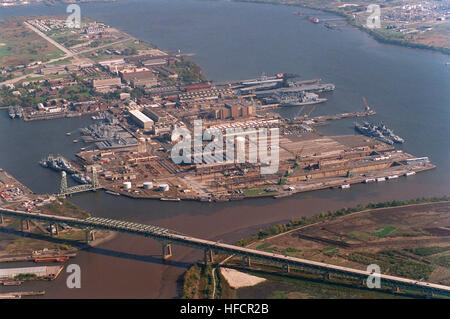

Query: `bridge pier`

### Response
(242, 256, 251, 267)
(162, 243, 173, 261)
(20, 219, 30, 233)
(50, 223, 59, 237)
(282, 263, 290, 273)
(204, 248, 214, 265)
(85, 229, 95, 243)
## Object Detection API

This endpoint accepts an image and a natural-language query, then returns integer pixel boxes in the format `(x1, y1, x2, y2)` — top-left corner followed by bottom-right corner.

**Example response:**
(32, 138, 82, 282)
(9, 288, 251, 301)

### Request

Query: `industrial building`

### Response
(92, 77, 122, 92)
(143, 107, 170, 123)
(129, 109, 154, 130)
(209, 101, 255, 120)
(120, 68, 158, 88)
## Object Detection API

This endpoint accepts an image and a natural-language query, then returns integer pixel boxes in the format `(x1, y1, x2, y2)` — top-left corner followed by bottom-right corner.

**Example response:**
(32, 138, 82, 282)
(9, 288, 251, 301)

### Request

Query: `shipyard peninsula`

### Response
(0, 16, 435, 204)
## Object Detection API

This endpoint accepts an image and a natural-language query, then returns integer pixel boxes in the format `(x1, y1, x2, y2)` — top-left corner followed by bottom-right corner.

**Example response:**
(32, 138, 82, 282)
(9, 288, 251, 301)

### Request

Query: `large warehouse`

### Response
(129, 109, 154, 130)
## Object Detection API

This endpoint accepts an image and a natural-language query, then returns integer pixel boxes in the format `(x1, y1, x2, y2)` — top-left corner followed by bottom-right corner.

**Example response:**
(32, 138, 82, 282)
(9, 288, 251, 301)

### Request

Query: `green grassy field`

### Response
(0, 18, 65, 68)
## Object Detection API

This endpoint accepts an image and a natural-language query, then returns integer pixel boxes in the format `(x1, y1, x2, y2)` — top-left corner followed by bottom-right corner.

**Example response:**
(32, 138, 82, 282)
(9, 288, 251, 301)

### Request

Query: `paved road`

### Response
(24, 21, 74, 56)
(0, 24, 131, 86)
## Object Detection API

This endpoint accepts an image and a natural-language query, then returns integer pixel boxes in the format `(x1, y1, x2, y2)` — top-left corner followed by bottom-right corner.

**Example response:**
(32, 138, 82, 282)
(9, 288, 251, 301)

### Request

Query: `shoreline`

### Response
(182, 198, 450, 299)
(228, 0, 450, 56)
(100, 162, 436, 203)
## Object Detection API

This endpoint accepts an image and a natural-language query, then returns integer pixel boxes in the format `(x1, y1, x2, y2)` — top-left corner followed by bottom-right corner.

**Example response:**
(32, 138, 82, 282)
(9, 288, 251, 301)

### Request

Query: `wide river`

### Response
(0, 0, 449, 298)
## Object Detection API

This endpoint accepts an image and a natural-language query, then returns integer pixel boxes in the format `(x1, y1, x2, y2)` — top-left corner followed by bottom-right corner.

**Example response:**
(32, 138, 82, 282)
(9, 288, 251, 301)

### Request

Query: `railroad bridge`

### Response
(1, 207, 450, 297)
(59, 167, 102, 196)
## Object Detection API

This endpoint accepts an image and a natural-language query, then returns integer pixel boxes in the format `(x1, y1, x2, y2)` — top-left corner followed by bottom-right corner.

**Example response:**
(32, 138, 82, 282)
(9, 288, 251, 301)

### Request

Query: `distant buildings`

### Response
(40, 64, 67, 75)
(119, 67, 158, 88)
(92, 77, 122, 93)
(142, 107, 170, 123)
(209, 101, 255, 120)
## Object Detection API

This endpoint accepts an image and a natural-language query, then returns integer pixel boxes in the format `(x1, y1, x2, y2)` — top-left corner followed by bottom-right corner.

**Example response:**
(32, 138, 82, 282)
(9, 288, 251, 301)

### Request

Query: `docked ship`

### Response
(71, 173, 92, 185)
(39, 155, 75, 174)
(91, 112, 107, 121)
(354, 121, 404, 145)
(378, 122, 405, 143)
(270, 92, 327, 107)
(14, 106, 23, 119)
(8, 106, 15, 119)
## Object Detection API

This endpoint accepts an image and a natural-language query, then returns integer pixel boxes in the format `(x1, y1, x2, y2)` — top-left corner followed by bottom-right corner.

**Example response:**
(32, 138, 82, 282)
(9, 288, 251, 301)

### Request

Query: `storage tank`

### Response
(159, 183, 169, 192)
(123, 182, 132, 189)
(143, 182, 153, 190)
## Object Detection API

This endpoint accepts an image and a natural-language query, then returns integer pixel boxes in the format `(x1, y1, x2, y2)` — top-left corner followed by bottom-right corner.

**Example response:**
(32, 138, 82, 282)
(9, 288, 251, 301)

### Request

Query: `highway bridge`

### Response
(1, 207, 450, 297)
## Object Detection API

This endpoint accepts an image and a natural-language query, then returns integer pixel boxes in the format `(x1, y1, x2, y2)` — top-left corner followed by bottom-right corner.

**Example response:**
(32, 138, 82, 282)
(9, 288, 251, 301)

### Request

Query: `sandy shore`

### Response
(220, 267, 266, 289)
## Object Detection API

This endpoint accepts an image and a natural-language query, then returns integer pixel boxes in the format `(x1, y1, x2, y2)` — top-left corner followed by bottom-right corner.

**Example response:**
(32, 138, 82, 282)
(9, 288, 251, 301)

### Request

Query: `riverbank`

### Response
(229, 0, 450, 55)
(182, 196, 450, 299)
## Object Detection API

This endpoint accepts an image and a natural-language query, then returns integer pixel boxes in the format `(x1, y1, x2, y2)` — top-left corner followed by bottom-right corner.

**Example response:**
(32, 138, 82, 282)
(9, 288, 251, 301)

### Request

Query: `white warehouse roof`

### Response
(129, 109, 154, 124)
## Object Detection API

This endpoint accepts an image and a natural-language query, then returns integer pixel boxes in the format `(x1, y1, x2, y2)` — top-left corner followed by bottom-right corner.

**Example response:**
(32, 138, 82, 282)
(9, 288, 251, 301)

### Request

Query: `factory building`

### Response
(92, 77, 122, 92)
(142, 107, 170, 123)
(120, 68, 158, 88)
(129, 109, 154, 130)
(209, 101, 255, 120)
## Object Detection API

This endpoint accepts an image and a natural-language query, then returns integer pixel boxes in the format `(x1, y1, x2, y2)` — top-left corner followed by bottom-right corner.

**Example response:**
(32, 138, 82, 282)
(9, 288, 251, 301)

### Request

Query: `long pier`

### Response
(1, 207, 449, 297)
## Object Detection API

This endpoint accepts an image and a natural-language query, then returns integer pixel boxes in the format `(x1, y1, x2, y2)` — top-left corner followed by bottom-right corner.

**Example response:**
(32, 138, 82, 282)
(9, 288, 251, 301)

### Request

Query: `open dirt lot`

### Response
(0, 18, 64, 68)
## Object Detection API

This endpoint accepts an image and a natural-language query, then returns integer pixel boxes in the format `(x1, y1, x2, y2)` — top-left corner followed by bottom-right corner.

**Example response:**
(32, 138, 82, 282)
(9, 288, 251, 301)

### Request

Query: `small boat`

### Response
(387, 175, 399, 180)
(160, 197, 181, 202)
(2, 281, 23, 286)
(105, 190, 121, 196)
(33, 256, 70, 263)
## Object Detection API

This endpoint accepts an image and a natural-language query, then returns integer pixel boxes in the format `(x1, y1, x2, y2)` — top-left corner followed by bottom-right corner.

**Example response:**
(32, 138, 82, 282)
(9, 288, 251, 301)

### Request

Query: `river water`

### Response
(0, 0, 448, 298)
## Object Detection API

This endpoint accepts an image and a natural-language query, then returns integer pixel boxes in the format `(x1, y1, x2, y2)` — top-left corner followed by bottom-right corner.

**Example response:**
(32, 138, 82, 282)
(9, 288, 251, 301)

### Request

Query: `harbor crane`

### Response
(362, 96, 371, 110)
